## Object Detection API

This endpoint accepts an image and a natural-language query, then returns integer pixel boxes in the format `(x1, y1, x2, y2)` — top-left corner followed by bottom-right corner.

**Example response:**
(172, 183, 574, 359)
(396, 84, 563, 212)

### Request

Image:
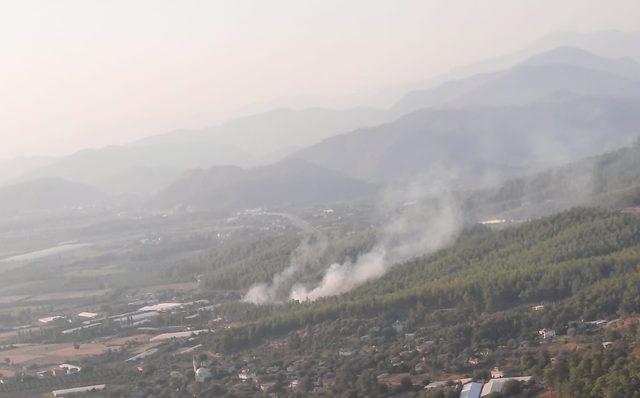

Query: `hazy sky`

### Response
(1, 0, 639, 159)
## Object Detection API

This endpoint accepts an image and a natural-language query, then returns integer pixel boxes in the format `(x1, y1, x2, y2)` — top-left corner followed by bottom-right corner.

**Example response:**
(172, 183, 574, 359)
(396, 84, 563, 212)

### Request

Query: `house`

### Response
(602, 341, 614, 349)
(238, 368, 256, 381)
(539, 328, 556, 339)
(52, 367, 66, 377)
(38, 316, 65, 324)
(585, 320, 608, 330)
(460, 382, 483, 398)
(531, 305, 545, 312)
(77, 312, 98, 319)
(468, 357, 479, 366)
(58, 364, 81, 374)
(491, 367, 504, 379)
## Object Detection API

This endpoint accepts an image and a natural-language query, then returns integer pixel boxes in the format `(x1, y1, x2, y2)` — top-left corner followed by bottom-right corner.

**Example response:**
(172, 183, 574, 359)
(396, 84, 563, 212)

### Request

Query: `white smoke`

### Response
(243, 179, 462, 304)
(290, 184, 460, 301)
(243, 216, 329, 304)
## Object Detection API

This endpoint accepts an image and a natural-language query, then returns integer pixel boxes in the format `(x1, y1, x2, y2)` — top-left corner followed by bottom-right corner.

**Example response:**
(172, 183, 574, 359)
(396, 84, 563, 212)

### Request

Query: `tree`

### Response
(501, 380, 521, 396)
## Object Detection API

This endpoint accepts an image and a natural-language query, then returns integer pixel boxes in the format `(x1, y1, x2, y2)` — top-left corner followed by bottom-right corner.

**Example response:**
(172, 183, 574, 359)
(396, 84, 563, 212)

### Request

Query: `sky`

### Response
(1, 0, 639, 160)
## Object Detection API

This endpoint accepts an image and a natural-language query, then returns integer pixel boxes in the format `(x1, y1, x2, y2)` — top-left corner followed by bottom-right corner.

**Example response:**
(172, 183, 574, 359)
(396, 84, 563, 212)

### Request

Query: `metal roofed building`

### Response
(460, 382, 483, 398)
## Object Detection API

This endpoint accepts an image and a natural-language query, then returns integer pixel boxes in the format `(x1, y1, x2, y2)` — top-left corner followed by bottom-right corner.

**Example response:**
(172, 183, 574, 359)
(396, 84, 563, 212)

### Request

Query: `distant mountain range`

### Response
(393, 46, 640, 114)
(3, 31, 640, 214)
(14, 107, 388, 194)
(0, 178, 105, 216)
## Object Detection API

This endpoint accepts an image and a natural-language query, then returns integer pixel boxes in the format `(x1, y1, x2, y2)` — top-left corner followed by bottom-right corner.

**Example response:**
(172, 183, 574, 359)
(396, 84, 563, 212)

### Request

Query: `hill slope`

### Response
(156, 159, 375, 213)
(295, 96, 640, 185)
(464, 139, 640, 220)
(212, 208, 640, 352)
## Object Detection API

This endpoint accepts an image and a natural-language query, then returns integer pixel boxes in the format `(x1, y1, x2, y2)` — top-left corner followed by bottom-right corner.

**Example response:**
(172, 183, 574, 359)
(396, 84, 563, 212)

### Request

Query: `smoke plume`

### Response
(290, 184, 460, 301)
(243, 180, 461, 304)
(243, 213, 329, 304)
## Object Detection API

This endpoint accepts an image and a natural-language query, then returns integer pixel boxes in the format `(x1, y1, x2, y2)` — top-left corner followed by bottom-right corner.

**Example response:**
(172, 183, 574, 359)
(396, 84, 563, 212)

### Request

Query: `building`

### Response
(38, 316, 64, 324)
(481, 377, 531, 397)
(531, 305, 545, 311)
(52, 384, 106, 397)
(490, 367, 504, 379)
(539, 328, 556, 339)
(238, 368, 256, 381)
(58, 364, 82, 374)
(460, 382, 483, 398)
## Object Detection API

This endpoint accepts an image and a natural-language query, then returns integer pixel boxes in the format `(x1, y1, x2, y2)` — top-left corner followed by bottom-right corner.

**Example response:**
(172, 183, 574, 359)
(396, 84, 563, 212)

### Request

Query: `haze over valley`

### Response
(2, 2, 640, 397)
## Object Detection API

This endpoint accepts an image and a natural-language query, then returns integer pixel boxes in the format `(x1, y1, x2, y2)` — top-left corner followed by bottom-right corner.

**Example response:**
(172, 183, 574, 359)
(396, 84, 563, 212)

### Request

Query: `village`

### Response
(0, 292, 624, 397)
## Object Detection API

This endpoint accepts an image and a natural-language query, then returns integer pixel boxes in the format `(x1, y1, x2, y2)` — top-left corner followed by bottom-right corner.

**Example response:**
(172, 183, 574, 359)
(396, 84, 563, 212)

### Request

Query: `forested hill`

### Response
(464, 139, 640, 220)
(208, 207, 640, 396)
(212, 207, 640, 347)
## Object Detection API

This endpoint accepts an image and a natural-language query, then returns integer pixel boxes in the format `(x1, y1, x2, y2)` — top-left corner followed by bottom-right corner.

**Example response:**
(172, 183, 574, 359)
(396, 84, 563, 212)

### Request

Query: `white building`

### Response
(58, 364, 82, 374)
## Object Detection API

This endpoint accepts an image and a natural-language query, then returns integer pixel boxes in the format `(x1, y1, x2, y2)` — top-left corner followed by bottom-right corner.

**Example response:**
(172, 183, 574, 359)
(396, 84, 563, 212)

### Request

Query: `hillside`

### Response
(209, 208, 640, 396)
(156, 159, 376, 214)
(464, 139, 640, 220)
(294, 96, 640, 185)
(0, 178, 105, 216)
